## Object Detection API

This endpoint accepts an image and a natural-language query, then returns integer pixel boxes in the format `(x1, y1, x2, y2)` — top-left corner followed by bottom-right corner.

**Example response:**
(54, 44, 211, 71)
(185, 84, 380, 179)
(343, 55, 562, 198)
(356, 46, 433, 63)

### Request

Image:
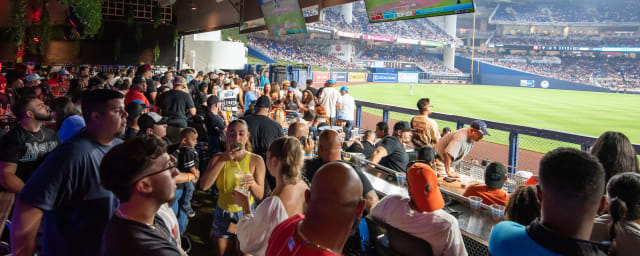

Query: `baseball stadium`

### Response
(1, 0, 639, 255)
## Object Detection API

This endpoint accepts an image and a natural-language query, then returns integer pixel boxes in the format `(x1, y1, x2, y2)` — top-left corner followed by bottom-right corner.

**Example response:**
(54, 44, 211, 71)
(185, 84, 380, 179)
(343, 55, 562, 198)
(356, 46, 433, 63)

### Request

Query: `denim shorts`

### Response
(210, 204, 255, 239)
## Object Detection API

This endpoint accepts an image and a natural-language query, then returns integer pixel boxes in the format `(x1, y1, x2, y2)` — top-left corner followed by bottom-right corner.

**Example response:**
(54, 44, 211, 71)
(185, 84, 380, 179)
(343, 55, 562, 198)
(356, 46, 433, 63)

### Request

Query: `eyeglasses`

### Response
(131, 155, 176, 185)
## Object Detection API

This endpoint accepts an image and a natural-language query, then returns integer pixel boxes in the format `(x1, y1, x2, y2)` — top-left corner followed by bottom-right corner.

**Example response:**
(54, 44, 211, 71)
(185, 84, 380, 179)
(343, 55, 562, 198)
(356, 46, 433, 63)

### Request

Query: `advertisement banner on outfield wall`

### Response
(313, 72, 331, 83)
(336, 31, 361, 38)
(332, 72, 348, 82)
(397, 38, 420, 45)
(420, 41, 445, 47)
(398, 72, 419, 83)
(372, 73, 398, 82)
(348, 72, 367, 82)
(520, 80, 535, 88)
(363, 34, 395, 42)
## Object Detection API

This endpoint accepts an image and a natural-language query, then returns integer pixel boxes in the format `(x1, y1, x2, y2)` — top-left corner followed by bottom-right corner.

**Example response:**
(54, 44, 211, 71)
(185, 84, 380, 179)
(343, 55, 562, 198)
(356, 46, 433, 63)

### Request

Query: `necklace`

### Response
(295, 220, 337, 254)
(116, 208, 156, 230)
(27, 128, 45, 142)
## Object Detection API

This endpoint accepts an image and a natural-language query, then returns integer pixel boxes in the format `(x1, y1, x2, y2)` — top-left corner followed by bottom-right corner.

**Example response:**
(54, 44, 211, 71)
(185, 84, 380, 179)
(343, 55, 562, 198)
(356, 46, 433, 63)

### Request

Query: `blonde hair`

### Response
(268, 137, 303, 185)
(273, 108, 286, 124)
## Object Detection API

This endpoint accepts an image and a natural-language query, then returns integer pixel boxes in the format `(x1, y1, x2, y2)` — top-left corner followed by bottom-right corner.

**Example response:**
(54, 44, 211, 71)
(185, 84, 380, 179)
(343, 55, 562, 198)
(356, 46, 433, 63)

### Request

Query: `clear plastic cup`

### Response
(460, 175, 471, 189)
(395, 172, 407, 188)
(468, 196, 483, 210)
(490, 204, 506, 221)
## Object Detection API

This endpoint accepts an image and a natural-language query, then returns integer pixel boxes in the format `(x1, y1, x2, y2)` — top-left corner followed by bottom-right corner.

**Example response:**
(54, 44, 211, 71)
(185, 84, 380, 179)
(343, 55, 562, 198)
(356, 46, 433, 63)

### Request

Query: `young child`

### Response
(174, 128, 200, 218)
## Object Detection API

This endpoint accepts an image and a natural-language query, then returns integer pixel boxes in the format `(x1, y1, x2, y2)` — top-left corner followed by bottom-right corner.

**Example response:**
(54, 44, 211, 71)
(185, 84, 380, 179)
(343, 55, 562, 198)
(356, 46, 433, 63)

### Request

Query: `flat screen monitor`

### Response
(364, 0, 475, 23)
(259, 0, 307, 35)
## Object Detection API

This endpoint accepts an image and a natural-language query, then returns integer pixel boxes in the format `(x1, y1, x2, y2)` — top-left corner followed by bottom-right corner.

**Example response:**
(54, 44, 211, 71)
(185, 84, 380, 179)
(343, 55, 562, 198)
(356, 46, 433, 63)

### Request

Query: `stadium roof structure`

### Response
(175, 0, 357, 35)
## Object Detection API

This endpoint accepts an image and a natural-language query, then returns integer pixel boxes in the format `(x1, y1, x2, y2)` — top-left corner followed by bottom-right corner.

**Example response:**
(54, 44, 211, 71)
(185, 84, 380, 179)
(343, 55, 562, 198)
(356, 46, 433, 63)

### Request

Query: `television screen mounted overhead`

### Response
(259, 0, 308, 35)
(364, 0, 475, 23)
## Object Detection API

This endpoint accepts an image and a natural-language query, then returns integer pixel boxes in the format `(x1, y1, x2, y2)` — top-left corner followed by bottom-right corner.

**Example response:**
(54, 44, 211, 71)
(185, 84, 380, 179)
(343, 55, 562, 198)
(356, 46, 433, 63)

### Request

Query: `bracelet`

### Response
(304, 154, 313, 159)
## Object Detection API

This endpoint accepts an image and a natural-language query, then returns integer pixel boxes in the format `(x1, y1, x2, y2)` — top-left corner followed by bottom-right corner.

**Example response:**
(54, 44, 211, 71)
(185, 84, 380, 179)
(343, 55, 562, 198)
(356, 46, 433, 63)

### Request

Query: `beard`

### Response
(34, 111, 52, 121)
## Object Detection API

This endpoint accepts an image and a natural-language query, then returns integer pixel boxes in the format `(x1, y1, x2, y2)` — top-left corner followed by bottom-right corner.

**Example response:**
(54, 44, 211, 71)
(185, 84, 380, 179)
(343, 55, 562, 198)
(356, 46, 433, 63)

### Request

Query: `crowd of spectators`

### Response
(1, 58, 639, 256)
(247, 37, 358, 70)
(491, 34, 640, 48)
(360, 48, 462, 73)
(467, 52, 640, 88)
(492, 1, 640, 23)
(304, 4, 456, 44)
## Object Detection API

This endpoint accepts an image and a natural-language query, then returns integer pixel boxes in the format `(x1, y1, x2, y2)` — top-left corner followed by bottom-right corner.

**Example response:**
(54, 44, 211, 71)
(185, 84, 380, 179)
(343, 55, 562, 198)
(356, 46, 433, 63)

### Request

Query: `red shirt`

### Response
(266, 214, 341, 256)
(124, 89, 150, 107)
(463, 184, 509, 206)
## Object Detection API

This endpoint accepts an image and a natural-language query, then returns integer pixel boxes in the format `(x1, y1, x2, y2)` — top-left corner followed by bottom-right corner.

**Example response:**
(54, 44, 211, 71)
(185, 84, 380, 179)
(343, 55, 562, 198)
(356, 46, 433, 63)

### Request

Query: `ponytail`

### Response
(607, 197, 628, 256)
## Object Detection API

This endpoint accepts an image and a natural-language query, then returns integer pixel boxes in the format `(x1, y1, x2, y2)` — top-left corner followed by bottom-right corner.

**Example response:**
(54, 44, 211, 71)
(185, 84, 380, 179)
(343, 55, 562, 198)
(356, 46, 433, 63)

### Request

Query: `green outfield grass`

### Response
(348, 83, 640, 153)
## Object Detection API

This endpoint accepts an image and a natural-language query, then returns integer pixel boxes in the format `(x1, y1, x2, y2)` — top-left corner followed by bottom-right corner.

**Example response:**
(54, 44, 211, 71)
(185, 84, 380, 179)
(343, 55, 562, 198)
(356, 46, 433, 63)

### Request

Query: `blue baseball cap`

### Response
(470, 119, 490, 136)
(340, 86, 348, 92)
(326, 79, 336, 84)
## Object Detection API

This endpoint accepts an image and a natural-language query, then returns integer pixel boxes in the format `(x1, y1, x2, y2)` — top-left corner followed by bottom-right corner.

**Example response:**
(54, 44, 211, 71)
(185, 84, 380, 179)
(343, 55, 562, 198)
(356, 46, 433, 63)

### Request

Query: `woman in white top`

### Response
(233, 136, 309, 256)
(591, 172, 640, 256)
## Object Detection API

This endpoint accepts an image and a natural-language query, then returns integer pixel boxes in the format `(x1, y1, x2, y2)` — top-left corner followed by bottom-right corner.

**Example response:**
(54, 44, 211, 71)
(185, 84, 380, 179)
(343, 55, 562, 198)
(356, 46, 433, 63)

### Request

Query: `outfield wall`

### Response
(455, 56, 611, 93)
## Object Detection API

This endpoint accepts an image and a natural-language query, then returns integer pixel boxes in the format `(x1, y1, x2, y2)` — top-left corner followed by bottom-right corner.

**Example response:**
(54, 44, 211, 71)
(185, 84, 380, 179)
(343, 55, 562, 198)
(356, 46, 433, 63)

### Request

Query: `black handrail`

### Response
(355, 100, 640, 155)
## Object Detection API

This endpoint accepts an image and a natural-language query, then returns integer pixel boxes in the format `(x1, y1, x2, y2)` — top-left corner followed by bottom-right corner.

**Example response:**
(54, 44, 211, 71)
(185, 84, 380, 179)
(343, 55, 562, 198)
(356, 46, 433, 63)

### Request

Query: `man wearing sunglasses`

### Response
(11, 90, 127, 256)
(434, 119, 489, 178)
(100, 135, 187, 255)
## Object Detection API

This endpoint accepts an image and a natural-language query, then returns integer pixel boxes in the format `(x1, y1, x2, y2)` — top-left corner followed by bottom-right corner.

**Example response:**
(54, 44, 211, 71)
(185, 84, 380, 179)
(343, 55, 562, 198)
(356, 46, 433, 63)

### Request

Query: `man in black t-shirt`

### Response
(241, 96, 283, 190)
(99, 135, 183, 256)
(241, 96, 283, 160)
(156, 76, 196, 143)
(123, 101, 144, 141)
(205, 95, 227, 154)
(12, 90, 127, 256)
(344, 130, 376, 159)
(138, 64, 157, 105)
(0, 97, 59, 236)
(370, 121, 411, 173)
(303, 129, 379, 212)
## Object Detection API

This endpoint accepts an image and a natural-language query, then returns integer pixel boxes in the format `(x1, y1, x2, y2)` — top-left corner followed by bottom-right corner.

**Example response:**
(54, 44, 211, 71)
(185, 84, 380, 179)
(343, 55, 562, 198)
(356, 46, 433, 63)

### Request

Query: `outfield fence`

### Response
(354, 100, 640, 174)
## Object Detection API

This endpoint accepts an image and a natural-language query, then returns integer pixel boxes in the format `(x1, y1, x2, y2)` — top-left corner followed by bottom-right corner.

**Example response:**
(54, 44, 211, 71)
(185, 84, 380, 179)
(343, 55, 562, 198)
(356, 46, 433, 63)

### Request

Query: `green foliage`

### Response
(39, 3, 51, 55)
(61, 0, 102, 38)
(11, 0, 27, 47)
(152, 7, 161, 29)
(173, 28, 179, 47)
(153, 41, 160, 63)
(125, 5, 134, 28)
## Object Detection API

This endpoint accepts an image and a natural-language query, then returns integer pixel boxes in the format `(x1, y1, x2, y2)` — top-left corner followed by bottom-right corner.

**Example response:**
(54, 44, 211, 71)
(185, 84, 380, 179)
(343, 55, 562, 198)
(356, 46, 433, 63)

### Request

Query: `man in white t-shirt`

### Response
(371, 146, 468, 256)
(219, 78, 239, 114)
(337, 86, 355, 139)
(317, 79, 341, 125)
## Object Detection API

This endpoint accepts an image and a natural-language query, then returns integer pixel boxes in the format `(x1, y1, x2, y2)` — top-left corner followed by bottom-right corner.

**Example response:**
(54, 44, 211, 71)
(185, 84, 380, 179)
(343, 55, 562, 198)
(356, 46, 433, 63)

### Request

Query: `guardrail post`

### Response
(456, 121, 465, 130)
(382, 109, 390, 123)
(356, 105, 362, 128)
(508, 132, 519, 174)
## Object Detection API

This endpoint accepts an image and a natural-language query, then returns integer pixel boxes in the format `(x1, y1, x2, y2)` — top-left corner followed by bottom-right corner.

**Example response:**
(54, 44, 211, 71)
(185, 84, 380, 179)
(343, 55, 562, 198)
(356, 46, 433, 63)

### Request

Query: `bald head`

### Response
(288, 122, 309, 139)
(308, 161, 364, 215)
(319, 130, 342, 162)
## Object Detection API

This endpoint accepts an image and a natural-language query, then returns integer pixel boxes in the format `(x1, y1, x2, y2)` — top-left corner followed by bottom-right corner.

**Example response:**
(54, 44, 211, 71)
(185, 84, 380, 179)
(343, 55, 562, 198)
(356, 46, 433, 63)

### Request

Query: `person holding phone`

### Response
(200, 119, 266, 256)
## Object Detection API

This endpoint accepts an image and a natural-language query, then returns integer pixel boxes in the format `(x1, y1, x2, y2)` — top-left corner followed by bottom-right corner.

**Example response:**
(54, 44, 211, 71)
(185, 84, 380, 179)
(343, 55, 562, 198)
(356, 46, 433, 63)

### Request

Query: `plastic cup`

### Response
(460, 175, 471, 189)
(395, 172, 407, 188)
(490, 204, 506, 221)
(468, 196, 483, 211)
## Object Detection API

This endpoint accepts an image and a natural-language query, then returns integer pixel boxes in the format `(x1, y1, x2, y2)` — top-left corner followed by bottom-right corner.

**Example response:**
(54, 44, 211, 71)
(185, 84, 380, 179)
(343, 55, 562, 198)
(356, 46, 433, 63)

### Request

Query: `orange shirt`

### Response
(463, 184, 509, 206)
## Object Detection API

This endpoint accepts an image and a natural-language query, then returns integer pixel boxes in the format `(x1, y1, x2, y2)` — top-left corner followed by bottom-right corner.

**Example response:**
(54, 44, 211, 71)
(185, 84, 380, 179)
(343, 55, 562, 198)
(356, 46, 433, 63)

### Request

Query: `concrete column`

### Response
(341, 3, 353, 24)
(443, 44, 456, 70)
(442, 15, 458, 70)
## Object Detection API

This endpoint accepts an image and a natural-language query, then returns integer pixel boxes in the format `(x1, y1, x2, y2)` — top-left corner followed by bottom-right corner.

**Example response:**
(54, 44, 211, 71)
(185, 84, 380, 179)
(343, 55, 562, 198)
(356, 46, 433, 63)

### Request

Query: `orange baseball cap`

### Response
(407, 162, 445, 212)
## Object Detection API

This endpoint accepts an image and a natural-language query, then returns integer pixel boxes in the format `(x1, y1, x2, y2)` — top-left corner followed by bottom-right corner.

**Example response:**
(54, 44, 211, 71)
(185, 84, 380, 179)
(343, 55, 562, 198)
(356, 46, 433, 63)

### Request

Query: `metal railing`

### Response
(354, 100, 640, 173)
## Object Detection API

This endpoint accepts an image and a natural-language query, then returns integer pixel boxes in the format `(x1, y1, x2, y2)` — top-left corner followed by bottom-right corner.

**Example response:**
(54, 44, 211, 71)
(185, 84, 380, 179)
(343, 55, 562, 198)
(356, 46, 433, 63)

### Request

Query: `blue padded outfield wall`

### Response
(455, 56, 611, 93)
(247, 46, 278, 64)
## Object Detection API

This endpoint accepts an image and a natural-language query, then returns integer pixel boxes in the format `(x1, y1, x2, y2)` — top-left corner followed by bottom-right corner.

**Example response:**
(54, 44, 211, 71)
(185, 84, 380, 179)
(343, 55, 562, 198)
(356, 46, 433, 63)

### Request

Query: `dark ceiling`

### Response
(175, 0, 357, 35)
